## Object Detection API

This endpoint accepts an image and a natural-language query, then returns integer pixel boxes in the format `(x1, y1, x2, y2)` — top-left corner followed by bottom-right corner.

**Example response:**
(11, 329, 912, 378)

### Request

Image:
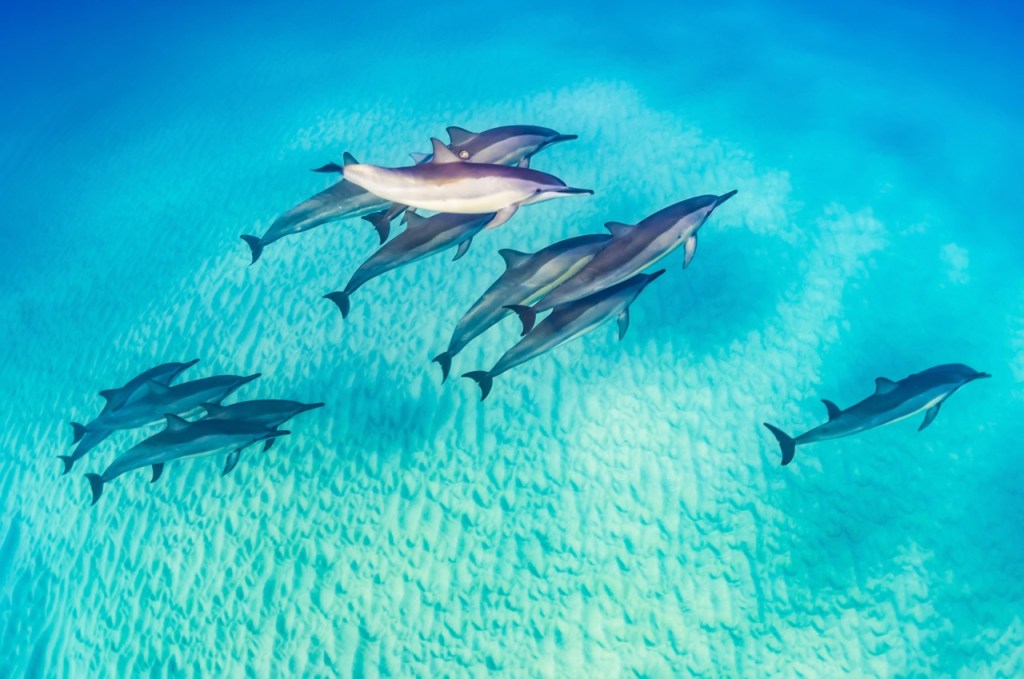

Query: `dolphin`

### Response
(511, 192, 737, 333)
(70, 359, 200, 446)
(83, 415, 284, 505)
(763, 363, 991, 466)
(324, 211, 497, 319)
(410, 125, 578, 166)
(463, 270, 666, 400)
(432, 234, 613, 382)
(240, 153, 395, 264)
(198, 399, 324, 474)
(60, 373, 261, 474)
(339, 139, 592, 219)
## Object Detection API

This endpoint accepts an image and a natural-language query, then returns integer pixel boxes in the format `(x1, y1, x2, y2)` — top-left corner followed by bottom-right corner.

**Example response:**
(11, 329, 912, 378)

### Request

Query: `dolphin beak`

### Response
(645, 269, 668, 286)
(299, 402, 326, 412)
(557, 187, 594, 195)
(714, 190, 738, 208)
(975, 372, 992, 379)
(550, 134, 578, 144)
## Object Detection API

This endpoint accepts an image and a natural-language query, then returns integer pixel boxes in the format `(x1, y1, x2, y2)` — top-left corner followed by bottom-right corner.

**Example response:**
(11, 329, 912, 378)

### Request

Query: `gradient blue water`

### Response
(2, 0, 1023, 675)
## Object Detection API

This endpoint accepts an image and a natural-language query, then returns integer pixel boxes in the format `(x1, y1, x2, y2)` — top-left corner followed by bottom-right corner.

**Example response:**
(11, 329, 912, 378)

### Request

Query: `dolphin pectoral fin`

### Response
(70, 422, 87, 444)
(361, 211, 391, 244)
(919, 404, 941, 431)
(617, 310, 630, 340)
(263, 438, 276, 452)
(223, 449, 241, 476)
(763, 423, 797, 466)
(485, 204, 520, 230)
(517, 156, 530, 169)
(452, 238, 473, 261)
(504, 305, 537, 336)
(821, 399, 841, 421)
(311, 162, 345, 173)
(150, 463, 164, 483)
(874, 377, 898, 395)
(683, 234, 698, 269)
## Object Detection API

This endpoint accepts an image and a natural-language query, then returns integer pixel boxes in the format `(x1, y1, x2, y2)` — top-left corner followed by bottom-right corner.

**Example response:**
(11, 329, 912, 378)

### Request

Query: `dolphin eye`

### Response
(459, 150, 470, 159)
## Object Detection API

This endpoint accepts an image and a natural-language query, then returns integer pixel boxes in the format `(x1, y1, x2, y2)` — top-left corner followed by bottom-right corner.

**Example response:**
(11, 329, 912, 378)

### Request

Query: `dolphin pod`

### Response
(763, 364, 991, 465)
(241, 125, 579, 264)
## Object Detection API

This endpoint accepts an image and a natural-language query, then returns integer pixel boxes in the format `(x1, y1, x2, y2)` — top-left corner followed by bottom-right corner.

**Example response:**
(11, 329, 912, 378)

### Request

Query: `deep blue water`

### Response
(2, 0, 1023, 675)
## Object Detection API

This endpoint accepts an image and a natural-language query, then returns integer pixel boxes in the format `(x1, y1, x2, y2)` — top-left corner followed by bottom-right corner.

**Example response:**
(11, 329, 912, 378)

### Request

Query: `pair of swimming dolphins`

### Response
(241, 125, 584, 263)
(65, 360, 322, 504)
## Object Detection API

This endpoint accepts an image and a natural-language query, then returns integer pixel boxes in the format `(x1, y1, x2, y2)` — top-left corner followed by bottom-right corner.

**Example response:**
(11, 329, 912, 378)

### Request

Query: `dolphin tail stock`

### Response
(361, 211, 391, 244)
(70, 422, 87, 444)
(504, 305, 537, 336)
(762, 423, 796, 466)
(84, 474, 104, 506)
(432, 352, 453, 383)
(240, 235, 264, 264)
(323, 291, 351, 319)
(462, 371, 493, 401)
(58, 455, 75, 475)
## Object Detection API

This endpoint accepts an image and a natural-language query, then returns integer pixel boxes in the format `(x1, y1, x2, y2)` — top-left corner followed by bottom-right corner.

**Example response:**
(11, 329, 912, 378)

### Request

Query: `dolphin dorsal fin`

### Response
(163, 414, 190, 432)
(446, 126, 475, 146)
(405, 211, 426, 228)
(821, 399, 841, 421)
(146, 380, 170, 396)
(409, 151, 430, 164)
(98, 389, 117, 403)
(874, 377, 898, 395)
(604, 222, 635, 238)
(342, 152, 359, 166)
(201, 402, 226, 417)
(498, 248, 531, 269)
(429, 138, 462, 164)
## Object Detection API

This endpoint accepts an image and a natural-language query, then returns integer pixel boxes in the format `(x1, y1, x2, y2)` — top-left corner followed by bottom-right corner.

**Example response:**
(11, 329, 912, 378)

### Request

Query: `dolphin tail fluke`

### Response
(70, 422, 86, 444)
(361, 211, 391, 244)
(462, 371, 493, 401)
(240, 235, 264, 264)
(763, 423, 796, 466)
(323, 292, 351, 319)
(504, 305, 537, 336)
(433, 352, 453, 383)
(85, 474, 104, 505)
(58, 455, 75, 475)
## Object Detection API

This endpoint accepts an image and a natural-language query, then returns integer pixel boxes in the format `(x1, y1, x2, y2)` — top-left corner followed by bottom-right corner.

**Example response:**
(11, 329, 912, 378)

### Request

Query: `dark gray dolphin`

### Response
(432, 234, 613, 382)
(763, 363, 991, 466)
(240, 153, 392, 264)
(463, 270, 666, 400)
(323, 211, 496, 319)
(70, 359, 200, 446)
(513, 192, 737, 332)
(198, 399, 324, 474)
(340, 139, 592, 218)
(60, 373, 260, 474)
(84, 415, 284, 505)
(411, 125, 578, 165)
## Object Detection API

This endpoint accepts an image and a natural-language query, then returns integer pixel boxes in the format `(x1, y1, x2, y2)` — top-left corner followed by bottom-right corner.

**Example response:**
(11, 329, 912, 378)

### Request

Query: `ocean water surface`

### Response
(1, 0, 1023, 675)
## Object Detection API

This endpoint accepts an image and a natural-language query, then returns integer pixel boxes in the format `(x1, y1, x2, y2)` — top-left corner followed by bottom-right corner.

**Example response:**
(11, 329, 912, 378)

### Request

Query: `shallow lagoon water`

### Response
(1, 0, 1023, 675)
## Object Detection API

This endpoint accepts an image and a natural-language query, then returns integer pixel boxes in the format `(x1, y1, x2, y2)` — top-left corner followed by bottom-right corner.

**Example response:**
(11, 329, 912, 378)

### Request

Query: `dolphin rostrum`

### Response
(411, 125, 578, 166)
(463, 270, 666, 400)
(763, 363, 991, 466)
(433, 234, 613, 382)
(198, 399, 324, 474)
(339, 139, 592, 220)
(83, 415, 285, 505)
(511, 192, 736, 333)
(240, 153, 393, 264)
(324, 211, 496, 319)
(60, 373, 261, 474)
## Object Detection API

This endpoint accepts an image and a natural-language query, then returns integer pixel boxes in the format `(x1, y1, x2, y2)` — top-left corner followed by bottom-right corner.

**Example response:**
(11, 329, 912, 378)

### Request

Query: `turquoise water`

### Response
(2, 0, 1022, 675)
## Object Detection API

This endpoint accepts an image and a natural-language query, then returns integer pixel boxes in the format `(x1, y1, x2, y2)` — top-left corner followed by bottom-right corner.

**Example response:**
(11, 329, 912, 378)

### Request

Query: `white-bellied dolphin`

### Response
(511, 192, 737, 332)
(433, 234, 613, 382)
(60, 373, 260, 474)
(763, 363, 991, 466)
(324, 211, 496, 319)
(339, 139, 592, 217)
(411, 125, 578, 166)
(84, 415, 285, 505)
(240, 153, 393, 264)
(198, 399, 323, 474)
(463, 270, 666, 400)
